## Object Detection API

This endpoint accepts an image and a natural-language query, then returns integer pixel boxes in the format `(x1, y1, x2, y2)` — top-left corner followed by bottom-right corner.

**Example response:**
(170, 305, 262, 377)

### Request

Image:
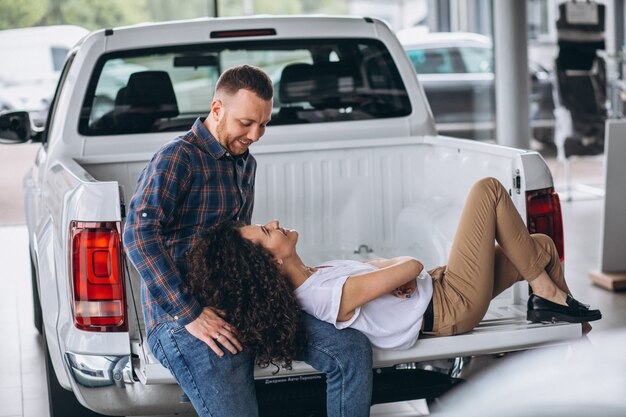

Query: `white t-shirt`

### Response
(294, 260, 433, 350)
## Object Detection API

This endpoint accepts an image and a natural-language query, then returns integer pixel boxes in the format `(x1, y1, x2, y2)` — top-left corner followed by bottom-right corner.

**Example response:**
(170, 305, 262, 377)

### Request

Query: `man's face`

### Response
(212, 89, 272, 156)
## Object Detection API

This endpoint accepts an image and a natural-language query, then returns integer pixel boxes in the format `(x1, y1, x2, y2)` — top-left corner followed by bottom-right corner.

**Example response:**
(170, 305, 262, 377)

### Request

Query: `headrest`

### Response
(114, 86, 128, 107)
(125, 71, 179, 118)
(310, 62, 362, 109)
(279, 63, 315, 104)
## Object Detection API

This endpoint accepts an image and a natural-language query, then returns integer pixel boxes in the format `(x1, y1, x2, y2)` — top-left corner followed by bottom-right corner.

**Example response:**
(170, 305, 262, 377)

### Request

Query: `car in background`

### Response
(433, 329, 626, 417)
(397, 30, 555, 144)
(0, 25, 88, 127)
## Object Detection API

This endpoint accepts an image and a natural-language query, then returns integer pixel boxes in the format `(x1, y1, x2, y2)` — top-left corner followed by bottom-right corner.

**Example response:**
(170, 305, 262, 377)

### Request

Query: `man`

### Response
(123, 64, 373, 417)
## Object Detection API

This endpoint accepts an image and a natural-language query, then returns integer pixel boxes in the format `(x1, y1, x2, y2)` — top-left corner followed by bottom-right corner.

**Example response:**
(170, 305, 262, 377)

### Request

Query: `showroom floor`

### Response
(0, 154, 624, 417)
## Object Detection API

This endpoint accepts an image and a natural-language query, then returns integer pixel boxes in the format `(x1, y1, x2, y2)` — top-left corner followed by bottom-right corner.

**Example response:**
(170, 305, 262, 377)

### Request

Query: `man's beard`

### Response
(216, 118, 249, 155)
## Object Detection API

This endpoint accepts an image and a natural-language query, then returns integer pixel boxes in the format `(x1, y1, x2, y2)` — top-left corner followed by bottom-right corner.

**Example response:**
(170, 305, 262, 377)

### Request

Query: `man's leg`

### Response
(149, 321, 259, 417)
(298, 313, 373, 417)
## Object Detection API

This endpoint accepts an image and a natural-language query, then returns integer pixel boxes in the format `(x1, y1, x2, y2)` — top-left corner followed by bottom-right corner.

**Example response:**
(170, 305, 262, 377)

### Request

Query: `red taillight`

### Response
(526, 187, 564, 261)
(71, 221, 127, 332)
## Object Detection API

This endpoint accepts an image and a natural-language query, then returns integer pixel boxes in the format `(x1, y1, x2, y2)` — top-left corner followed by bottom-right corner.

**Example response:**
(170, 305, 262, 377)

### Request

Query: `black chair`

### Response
(554, 1, 607, 158)
(114, 70, 179, 134)
(555, 53, 607, 157)
(92, 71, 179, 134)
(552, 1, 607, 201)
(309, 61, 363, 110)
(272, 63, 315, 125)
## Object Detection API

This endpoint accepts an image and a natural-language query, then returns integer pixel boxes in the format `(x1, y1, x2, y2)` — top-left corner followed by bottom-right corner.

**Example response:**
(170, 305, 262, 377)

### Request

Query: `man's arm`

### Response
(123, 145, 201, 324)
(123, 145, 241, 356)
(337, 257, 423, 321)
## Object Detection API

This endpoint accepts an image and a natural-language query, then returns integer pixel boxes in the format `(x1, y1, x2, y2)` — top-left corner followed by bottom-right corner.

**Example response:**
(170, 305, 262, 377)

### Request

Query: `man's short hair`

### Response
(215, 64, 273, 101)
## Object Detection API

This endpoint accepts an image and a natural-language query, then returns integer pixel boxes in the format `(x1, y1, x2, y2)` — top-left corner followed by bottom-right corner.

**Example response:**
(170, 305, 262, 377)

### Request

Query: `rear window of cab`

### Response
(79, 39, 412, 136)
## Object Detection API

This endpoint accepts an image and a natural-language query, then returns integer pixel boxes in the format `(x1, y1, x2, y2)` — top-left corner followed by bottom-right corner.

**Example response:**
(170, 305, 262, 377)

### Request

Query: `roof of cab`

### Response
(88, 15, 384, 52)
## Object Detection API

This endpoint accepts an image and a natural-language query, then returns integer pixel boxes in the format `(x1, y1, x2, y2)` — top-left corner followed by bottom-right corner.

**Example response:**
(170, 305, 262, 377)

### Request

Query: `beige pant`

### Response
(424, 177, 570, 336)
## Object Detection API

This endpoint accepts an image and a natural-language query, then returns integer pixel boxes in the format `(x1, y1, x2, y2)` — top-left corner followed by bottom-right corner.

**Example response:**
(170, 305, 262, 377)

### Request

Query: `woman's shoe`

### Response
(527, 294, 602, 323)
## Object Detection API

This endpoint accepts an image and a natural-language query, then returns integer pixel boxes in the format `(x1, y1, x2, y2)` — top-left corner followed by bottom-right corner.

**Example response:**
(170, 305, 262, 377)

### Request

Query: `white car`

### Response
(398, 30, 555, 143)
(0, 25, 88, 126)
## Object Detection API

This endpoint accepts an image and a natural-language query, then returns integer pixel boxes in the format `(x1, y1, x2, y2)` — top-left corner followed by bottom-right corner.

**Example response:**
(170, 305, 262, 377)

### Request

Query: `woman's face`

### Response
(240, 220, 298, 260)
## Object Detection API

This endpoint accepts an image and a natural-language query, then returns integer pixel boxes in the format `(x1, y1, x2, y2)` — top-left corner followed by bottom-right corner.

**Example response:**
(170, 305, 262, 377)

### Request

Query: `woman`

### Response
(187, 178, 601, 359)
(185, 222, 307, 370)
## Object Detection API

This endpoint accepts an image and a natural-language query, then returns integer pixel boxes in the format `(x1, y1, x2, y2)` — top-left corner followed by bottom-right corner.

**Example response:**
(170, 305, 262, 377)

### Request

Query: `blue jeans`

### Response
(148, 313, 373, 417)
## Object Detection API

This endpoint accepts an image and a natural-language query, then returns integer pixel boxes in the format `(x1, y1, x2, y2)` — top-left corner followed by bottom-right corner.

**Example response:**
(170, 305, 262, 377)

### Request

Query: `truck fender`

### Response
(33, 215, 72, 389)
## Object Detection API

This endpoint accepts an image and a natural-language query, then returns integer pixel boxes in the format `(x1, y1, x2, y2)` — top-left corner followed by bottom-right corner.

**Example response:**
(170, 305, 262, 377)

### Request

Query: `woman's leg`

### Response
(492, 233, 571, 299)
(438, 177, 553, 334)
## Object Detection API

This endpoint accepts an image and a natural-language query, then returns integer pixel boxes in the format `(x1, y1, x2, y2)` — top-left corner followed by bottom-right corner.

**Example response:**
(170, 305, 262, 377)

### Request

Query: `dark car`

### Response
(398, 30, 555, 144)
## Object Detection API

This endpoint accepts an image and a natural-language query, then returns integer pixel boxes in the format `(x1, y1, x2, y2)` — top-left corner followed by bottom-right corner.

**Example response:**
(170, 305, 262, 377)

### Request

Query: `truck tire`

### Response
(30, 253, 42, 334)
(43, 329, 112, 417)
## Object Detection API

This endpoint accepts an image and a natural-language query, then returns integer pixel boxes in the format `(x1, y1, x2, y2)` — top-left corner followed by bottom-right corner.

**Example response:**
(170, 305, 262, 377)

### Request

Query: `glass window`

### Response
(528, 0, 552, 41)
(406, 47, 462, 74)
(51, 47, 70, 72)
(43, 52, 77, 145)
(457, 47, 493, 73)
(79, 39, 411, 136)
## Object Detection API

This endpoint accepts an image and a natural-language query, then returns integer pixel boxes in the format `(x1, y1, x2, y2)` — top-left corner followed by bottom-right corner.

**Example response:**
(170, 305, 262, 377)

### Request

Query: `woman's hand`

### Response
(392, 279, 417, 299)
(185, 307, 243, 357)
(339, 257, 423, 320)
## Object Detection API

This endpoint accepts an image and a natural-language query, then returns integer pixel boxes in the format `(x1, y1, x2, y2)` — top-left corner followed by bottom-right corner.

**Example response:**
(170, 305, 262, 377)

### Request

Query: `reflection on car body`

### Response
(398, 30, 555, 143)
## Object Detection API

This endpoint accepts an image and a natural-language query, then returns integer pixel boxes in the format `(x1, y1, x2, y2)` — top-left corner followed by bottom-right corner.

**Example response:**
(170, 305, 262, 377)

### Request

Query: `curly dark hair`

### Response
(185, 221, 306, 370)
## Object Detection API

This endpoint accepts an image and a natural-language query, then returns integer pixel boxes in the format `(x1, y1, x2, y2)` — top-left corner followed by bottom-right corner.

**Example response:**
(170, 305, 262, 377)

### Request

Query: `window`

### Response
(79, 39, 411, 136)
(406, 48, 457, 74)
(528, 0, 553, 41)
(407, 46, 493, 75)
(51, 47, 70, 72)
(43, 52, 76, 146)
(458, 47, 493, 73)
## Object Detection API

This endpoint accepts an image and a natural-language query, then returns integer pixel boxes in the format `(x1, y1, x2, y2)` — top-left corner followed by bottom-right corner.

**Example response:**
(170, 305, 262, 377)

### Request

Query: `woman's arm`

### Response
(363, 258, 396, 268)
(337, 257, 423, 322)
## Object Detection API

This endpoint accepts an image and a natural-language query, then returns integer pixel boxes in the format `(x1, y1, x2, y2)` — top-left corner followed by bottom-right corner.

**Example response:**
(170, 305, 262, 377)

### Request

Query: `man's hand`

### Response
(392, 279, 417, 299)
(184, 307, 243, 357)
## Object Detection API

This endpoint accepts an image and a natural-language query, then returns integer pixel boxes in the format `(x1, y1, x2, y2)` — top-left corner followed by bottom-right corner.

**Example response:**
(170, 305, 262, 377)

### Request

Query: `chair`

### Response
(114, 71, 179, 133)
(272, 63, 315, 125)
(309, 61, 363, 110)
(553, 0, 607, 200)
(91, 71, 179, 135)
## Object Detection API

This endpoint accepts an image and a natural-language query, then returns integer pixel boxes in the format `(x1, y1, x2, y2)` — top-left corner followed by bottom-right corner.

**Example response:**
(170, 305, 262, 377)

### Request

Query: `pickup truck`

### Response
(0, 16, 581, 417)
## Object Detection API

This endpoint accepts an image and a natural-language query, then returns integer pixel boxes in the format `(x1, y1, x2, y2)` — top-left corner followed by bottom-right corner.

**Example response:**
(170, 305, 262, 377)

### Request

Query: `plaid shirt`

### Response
(123, 118, 256, 334)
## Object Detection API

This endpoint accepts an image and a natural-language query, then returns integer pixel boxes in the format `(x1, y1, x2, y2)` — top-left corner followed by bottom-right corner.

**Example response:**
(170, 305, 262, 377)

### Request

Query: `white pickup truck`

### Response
(0, 16, 581, 417)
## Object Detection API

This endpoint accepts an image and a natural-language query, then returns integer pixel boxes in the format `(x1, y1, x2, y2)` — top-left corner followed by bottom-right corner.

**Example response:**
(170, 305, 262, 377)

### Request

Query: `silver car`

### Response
(399, 31, 555, 144)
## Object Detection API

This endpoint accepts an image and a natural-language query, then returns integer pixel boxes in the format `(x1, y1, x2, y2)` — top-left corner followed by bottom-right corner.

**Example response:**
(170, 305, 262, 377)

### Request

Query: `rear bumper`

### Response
(64, 352, 462, 415)
(65, 352, 195, 416)
(64, 315, 581, 415)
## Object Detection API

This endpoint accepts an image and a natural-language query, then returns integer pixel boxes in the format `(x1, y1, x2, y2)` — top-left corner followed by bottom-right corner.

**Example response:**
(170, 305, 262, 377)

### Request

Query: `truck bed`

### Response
(77, 133, 581, 386)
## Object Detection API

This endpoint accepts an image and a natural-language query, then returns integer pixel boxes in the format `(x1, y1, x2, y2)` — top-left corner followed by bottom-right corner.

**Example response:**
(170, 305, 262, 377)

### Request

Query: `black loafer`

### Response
(527, 294, 602, 323)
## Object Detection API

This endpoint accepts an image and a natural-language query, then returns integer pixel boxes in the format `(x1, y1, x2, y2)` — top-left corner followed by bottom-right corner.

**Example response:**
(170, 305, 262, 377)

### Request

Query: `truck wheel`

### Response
(30, 253, 42, 334)
(43, 329, 112, 417)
